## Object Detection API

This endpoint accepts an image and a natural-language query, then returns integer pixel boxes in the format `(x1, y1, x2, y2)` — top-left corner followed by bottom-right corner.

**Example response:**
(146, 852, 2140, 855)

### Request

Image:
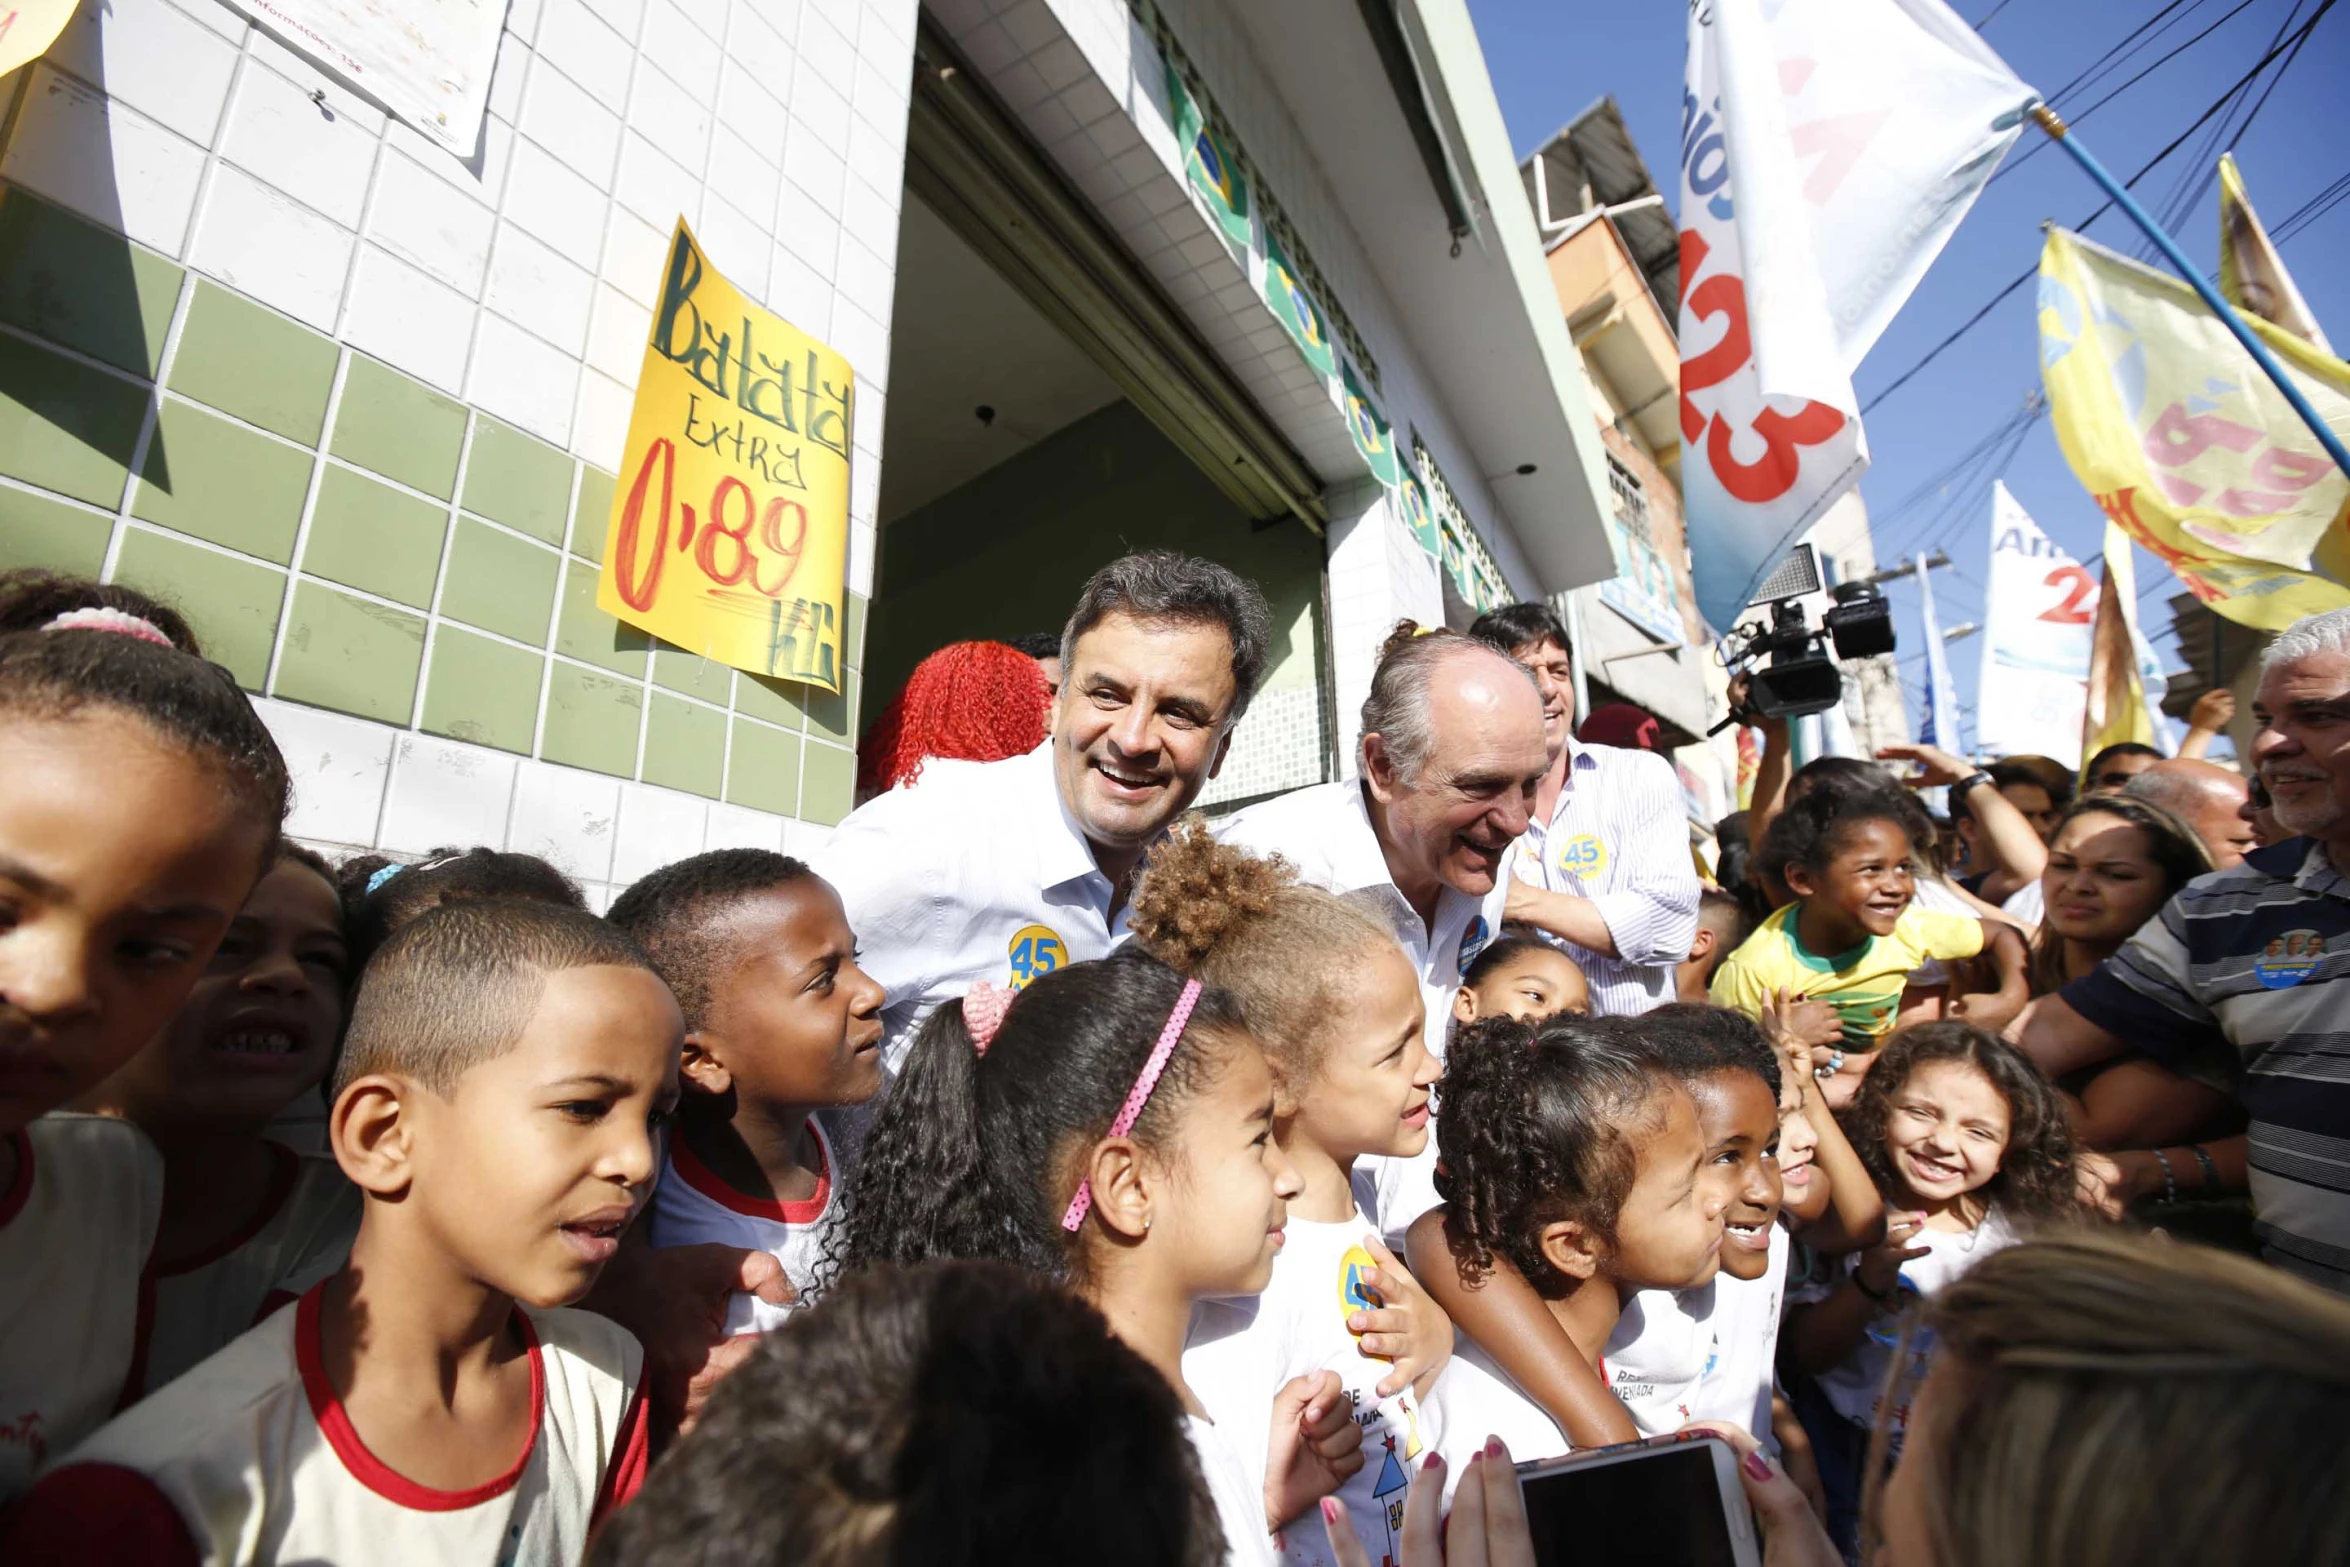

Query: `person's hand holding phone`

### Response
(1322, 1439, 1533, 1567)
(1678, 1423, 1842, 1567)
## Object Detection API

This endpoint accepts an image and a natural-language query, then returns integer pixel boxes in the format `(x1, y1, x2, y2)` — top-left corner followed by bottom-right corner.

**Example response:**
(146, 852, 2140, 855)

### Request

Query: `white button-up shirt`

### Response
(1509, 739, 1701, 1017)
(812, 743, 1129, 1071)
(1217, 778, 1510, 1247)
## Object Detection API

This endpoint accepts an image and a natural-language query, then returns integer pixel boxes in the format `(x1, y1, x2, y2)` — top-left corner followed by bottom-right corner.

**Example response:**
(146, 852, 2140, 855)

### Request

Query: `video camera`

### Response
(1714, 544, 1896, 725)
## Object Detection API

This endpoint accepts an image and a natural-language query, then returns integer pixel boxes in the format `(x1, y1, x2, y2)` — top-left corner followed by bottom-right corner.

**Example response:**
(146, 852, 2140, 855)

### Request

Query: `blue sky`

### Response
(1466, 0, 2350, 749)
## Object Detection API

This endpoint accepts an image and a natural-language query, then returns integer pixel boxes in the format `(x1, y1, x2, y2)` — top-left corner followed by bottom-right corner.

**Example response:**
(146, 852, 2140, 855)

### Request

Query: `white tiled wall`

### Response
(262, 695, 832, 910)
(6, 0, 919, 600)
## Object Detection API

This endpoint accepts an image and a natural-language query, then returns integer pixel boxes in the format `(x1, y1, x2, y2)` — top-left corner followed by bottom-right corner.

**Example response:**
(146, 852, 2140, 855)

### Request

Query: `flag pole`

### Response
(2029, 102, 2350, 479)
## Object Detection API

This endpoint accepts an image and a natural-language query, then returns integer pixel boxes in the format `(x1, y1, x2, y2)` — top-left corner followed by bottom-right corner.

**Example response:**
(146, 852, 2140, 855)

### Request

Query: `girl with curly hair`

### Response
(1782, 1021, 2079, 1551)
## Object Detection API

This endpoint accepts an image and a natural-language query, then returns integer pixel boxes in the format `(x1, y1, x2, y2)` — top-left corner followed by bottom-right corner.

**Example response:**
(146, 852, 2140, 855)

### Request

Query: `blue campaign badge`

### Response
(1458, 915, 1490, 976)
(2254, 929, 2326, 990)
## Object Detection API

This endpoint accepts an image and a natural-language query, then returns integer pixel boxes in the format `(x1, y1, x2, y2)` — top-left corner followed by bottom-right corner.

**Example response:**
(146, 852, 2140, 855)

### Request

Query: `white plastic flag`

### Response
(1680, 0, 2036, 630)
(1914, 557, 1961, 752)
(1976, 482, 2093, 762)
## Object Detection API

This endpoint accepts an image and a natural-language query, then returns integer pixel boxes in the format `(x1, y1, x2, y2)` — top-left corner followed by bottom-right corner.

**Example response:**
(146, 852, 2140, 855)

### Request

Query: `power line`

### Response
(2134, 0, 2315, 259)
(1972, 0, 2018, 25)
(2272, 170, 2350, 242)
(1859, 0, 2339, 415)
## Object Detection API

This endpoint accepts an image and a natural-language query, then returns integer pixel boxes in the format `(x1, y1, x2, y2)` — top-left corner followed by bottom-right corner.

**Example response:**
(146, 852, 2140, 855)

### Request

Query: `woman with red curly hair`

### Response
(857, 640, 1053, 800)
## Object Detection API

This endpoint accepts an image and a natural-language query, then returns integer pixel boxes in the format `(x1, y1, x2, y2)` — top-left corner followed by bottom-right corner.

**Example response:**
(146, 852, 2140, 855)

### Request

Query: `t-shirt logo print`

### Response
(1006, 925, 1067, 990)
(2255, 929, 2327, 989)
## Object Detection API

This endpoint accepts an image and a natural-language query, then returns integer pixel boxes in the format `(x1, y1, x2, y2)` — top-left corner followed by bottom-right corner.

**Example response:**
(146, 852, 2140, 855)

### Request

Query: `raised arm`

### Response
(1878, 744, 2047, 902)
(2177, 688, 2235, 761)
(1402, 1208, 1637, 1448)
(1740, 676, 1795, 850)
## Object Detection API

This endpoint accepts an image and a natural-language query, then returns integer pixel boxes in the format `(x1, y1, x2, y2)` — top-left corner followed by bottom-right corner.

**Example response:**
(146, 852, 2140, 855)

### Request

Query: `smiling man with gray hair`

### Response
(2021, 605, 2350, 1292)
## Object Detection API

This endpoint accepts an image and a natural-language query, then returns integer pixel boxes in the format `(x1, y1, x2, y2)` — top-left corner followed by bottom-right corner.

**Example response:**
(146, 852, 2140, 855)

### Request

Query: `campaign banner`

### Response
(2219, 153, 2331, 354)
(0, 0, 80, 77)
(221, 0, 506, 154)
(1976, 482, 2092, 763)
(2083, 519, 2153, 760)
(1914, 556, 1960, 752)
(1678, 0, 2033, 631)
(2039, 227, 2350, 631)
(597, 220, 851, 694)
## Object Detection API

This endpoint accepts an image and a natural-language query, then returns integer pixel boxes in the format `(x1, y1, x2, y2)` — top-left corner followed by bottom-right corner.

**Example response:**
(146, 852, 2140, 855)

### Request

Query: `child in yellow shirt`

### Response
(1712, 790, 2026, 1098)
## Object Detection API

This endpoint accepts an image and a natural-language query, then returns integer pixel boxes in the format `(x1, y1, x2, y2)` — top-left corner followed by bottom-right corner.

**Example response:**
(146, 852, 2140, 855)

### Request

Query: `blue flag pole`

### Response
(2027, 103, 2350, 479)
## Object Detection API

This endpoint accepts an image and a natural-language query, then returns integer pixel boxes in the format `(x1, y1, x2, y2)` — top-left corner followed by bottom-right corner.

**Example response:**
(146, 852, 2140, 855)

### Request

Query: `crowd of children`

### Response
(6, 566, 2350, 1567)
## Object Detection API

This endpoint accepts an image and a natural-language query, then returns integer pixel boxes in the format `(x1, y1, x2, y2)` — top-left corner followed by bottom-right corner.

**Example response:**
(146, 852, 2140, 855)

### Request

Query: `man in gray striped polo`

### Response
(2022, 606, 2350, 1293)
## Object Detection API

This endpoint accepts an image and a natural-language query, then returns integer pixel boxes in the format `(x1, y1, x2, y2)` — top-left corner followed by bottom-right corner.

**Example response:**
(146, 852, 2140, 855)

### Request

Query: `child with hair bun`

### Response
(1130, 822, 1459, 1567)
(0, 571, 289, 1496)
(837, 947, 1348, 1566)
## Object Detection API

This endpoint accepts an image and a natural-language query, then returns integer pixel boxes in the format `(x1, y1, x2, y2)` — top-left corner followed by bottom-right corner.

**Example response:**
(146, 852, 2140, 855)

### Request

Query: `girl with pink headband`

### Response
(840, 947, 1363, 1565)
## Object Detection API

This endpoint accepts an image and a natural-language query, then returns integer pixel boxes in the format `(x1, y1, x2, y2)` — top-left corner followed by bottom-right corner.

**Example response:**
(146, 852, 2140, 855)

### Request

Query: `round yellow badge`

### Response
(1558, 834, 1609, 881)
(1006, 925, 1068, 990)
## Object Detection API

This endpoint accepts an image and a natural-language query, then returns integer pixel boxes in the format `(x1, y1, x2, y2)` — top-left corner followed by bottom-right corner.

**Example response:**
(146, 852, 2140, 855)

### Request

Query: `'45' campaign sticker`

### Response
(1007, 925, 1067, 990)
(2255, 930, 2327, 989)
(1558, 834, 1608, 881)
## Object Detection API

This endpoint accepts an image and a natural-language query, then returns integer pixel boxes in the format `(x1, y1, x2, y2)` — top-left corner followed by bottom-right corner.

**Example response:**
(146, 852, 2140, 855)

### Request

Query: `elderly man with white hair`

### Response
(2021, 606, 2350, 1292)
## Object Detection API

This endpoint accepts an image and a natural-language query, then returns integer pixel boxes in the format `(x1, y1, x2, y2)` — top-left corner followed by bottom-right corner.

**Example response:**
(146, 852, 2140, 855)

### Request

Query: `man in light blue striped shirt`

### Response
(1468, 604, 1700, 1017)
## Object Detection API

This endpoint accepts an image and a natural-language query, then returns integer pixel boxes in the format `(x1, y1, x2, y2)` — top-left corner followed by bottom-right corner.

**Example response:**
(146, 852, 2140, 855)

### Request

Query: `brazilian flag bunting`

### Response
(1263, 228, 1336, 379)
(1397, 470, 1440, 559)
(1165, 64, 1250, 251)
(1342, 361, 1401, 486)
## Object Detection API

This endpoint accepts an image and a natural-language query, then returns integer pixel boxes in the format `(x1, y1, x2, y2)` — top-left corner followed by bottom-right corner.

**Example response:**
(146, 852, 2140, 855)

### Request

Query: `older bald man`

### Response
(2124, 758, 2257, 869)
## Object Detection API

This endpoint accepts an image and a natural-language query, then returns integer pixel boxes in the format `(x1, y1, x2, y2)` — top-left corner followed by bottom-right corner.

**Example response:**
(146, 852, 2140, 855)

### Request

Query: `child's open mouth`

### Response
(1725, 1218, 1773, 1252)
(1905, 1149, 1962, 1186)
(558, 1210, 632, 1263)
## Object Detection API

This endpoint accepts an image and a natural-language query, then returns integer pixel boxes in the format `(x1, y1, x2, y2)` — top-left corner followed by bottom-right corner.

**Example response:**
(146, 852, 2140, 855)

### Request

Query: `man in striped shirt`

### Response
(2021, 607, 2350, 1293)
(1467, 604, 1700, 1018)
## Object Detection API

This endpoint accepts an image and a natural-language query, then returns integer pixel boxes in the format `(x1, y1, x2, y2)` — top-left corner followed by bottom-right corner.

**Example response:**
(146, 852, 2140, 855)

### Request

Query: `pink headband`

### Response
(43, 606, 173, 648)
(961, 980, 1014, 1055)
(1060, 978, 1202, 1232)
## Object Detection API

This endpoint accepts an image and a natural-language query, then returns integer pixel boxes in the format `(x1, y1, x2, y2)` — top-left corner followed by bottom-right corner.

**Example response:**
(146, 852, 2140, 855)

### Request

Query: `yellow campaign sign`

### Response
(0, 0, 78, 77)
(2037, 227, 2350, 631)
(598, 219, 851, 692)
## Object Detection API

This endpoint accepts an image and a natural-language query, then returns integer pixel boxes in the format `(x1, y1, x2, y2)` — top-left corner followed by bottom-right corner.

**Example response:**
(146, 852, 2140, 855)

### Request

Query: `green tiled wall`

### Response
(0, 185, 868, 824)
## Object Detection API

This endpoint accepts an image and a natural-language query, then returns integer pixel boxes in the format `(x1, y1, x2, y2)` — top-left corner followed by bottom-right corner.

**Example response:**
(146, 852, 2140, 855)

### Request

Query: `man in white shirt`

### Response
(1467, 603, 1701, 1017)
(815, 553, 1271, 1068)
(1219, 623, 1549, 1052)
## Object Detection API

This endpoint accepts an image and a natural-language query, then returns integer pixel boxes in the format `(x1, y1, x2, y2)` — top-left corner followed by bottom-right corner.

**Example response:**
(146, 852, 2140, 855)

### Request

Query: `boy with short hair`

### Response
(608, 851, 886, 1333)
(1453, 931, 1590, 1026)
(5, 900, 677, 1564)
(1677, 888, 1756, 1004)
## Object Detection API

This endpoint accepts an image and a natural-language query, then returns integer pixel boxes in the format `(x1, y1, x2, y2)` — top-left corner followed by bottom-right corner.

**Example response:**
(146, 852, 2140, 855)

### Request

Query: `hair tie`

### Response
(962, 980, 1014, 1055)
(42, 606, 174, 648)
(1062, 978, 1201, 1232)
(365, 863, 405, 896)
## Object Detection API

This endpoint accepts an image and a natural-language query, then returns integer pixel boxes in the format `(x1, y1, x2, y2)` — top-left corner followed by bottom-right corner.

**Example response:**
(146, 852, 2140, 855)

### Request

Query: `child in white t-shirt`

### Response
(1782, 1022, 2079, 1554)
(0, 581, 291, 1497)
(1129, 827, 1461, 1567)
(4, 900, 675, 1563)
(608, 851, 887, 1331)
(1404, 1013, 1729, 1495)
(76, 846, 362, 1402)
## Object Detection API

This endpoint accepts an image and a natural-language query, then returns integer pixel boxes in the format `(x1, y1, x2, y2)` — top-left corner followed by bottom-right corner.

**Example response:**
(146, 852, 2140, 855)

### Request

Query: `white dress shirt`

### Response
(1217, 779, 1510, 1244)
(811, 744, 1130, 1071)
(1508, 739, 1701, 1017)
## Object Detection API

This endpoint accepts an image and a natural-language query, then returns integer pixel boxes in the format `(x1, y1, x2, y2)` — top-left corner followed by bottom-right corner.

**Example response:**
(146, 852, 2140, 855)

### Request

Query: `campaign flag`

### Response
(1678, 0, 2034, 631)
(2039, 227, 2350, 631)
(1914, 556, 1961, 752)
(1166, 64, 1251, 252)
(2083, 520, 2155, 761)
(1976, 482, 2093, 763)
(2219, 153, 2331, 355)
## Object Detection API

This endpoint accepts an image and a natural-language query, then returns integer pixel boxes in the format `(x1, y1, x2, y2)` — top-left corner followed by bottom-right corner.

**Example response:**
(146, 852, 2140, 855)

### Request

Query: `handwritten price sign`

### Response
(597, 220, 851, 693)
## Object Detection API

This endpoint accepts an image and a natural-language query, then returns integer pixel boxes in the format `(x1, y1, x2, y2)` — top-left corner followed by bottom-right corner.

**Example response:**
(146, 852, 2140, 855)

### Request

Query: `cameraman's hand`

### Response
(1875, 742, 1973, 788)
(1679, 1423, 1842, 1567)
(1322, 1440, 1532, 1567)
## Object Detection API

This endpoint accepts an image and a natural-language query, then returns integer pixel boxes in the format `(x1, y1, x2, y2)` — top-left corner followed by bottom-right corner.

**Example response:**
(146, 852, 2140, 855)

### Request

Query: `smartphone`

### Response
(1515, 1433, 1762, 1567)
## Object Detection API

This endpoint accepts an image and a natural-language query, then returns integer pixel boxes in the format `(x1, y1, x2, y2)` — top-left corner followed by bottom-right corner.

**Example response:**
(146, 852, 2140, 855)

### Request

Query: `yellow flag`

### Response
(597, 219, 852, 693)
(2038, 227, 2350, 631)
(2218, 153, 2331, 355)
(2083, 520, 2152, 759)
(0, 0, 79, 78)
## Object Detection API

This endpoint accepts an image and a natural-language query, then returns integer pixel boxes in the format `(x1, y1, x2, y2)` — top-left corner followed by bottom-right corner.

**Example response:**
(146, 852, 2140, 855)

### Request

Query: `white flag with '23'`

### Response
(1679, 0, 2035, 632)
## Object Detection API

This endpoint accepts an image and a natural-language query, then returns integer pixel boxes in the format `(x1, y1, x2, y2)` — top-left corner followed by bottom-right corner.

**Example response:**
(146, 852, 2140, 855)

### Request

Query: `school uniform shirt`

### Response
(0, 1113, 163, 1499)
(1710, 904, 1986, 1046)
(1218, 782, 1509, 1242)
(1600, 1285, 1716, 1435)
(813, 743, 1131, 1072)
(1688, 1221, 1790, 1449)
(127, 1148, 361, 1400)
(1788, 1206, 2017, 1448)
(6, 1282, 652, 1566)
(1186, 1414, 1278, 1567)
(1425, 1338, 1573, 1508)
(1183, 1200, 1441, 1567)
(642, 1116, 848, 1335)
(1505, 739, 1702, 1017)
